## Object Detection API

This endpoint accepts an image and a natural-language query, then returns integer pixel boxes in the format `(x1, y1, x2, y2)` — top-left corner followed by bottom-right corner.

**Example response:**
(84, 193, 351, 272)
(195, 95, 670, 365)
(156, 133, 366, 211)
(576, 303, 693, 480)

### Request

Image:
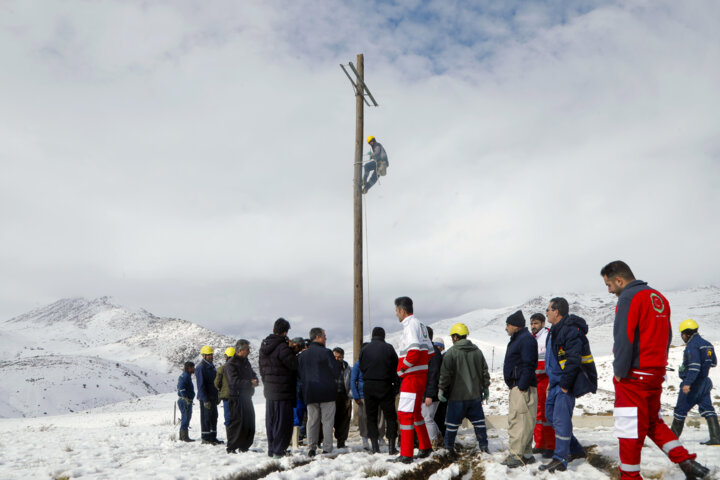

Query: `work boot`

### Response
(569, 451, 587, 461)
(672, 418, 685, 438)
(700, 415, 720, 445)
(179, 429, 194, 442)
(678, 459, 711, 479)
(500, 455, 524, 469)
(539, 459, 567, 472)
(391, 455, 413, 464)
(388, 437, 398, 455)
(370, 436, 380, 454)
(522, 454, 537, 464)
(542, 449, 554, 459)
(414, 448, 432, 459)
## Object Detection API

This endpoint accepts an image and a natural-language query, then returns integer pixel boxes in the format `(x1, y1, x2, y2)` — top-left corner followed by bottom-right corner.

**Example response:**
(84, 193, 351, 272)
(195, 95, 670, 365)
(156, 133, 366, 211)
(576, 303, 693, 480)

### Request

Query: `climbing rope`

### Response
(363, 190, 372, 332)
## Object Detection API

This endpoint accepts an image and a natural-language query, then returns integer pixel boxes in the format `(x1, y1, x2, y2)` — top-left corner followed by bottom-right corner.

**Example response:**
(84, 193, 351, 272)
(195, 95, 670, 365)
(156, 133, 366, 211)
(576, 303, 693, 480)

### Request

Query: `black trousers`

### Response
(435, 399, 448, 436)
(227, 396, 255, 452)
(334, 393, 351, 445)
(265, 399, 294, 456)
(200, 401, 218, 441)
(364, 380, 398, 441)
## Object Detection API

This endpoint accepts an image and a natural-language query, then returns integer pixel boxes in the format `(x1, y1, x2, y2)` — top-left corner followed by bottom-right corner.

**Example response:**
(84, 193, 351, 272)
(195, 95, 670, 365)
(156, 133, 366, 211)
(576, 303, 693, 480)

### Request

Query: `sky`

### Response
(1, 0, 719, 342)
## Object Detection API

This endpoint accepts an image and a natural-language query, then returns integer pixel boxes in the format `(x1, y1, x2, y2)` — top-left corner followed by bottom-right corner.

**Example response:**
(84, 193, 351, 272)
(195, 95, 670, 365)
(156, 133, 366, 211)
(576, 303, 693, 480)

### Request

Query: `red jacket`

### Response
(397, 315, 434, 378)
(613, 280, 672, 378)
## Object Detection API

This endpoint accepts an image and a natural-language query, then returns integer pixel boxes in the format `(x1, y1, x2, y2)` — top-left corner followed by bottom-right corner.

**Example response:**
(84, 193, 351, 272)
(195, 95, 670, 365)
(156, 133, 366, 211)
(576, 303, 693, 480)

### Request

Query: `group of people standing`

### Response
(175, 260, 716, 480)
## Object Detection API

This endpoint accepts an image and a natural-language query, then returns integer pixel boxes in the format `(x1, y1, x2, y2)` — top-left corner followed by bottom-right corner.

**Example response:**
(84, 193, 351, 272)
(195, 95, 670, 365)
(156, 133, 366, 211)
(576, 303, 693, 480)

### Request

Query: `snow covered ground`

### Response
(1, 390, 718, 480)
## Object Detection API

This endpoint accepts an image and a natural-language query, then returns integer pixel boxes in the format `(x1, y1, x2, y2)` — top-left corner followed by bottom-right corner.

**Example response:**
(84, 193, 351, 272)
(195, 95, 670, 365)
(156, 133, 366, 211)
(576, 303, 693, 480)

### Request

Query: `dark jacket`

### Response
(177, 371, 195, 401)
(680, 333, 717, 387)
(424, 343, 443, 400)
(297, 342, 340, 404)
(438, 339, 489, 401)
(547, 314, 597, 398)
(196, 358, 218, 403)
(258, 333, 298, 401)
(336, 360, 351, 396)
(359, 335, 400, 394)
(224, 355, 258, 398)
(504, 328, 538, 391)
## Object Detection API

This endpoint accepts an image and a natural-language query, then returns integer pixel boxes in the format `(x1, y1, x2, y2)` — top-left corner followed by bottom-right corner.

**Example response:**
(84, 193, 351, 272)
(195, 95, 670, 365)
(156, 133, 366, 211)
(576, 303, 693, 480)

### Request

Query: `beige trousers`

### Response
(508, 386, 538, 457)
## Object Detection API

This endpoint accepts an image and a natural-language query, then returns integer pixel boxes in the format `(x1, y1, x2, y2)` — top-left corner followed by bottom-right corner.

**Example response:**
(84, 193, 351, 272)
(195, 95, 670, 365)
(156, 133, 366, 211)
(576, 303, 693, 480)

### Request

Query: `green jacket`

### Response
(438, 339, 490, 401)
(214, 364, 230, 401)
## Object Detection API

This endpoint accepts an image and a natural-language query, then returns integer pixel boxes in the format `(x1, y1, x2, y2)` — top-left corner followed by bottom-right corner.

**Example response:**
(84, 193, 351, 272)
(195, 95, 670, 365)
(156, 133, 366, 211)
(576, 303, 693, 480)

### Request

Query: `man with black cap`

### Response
(359, 326, 400, 454)
(501, 310, 539, 468)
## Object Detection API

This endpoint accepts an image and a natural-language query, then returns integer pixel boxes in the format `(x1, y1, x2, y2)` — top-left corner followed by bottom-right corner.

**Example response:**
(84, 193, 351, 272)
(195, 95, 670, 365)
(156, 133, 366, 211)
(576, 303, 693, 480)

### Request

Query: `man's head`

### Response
(601, 260, 636, 297)
(395, 296, 413, 322)
(449, 323, 468, 344)
(184, 361, 195, 374)
(505, 310, 525, 336)
(371, 326, 386, 339)
(530, 313, 546, 335)
(290, 337, 306, 354)
(235, 339, 250, 358)
(434, 338, 445, 352)
(546, 297, 568, 325)
(200, 345, 214, 362)
(273, 317, 291, 336)
(333, 347, 344, 363)
(367, 135, 376, 146)
(224, 347, 236, 360)
(679, 319, 699, 344)
(309, 327, 326, 346)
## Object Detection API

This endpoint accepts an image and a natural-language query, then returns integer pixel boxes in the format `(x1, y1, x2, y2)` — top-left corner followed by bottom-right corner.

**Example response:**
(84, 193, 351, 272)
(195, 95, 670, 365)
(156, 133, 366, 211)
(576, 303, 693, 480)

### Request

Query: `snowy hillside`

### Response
(0, 297, 251, 418)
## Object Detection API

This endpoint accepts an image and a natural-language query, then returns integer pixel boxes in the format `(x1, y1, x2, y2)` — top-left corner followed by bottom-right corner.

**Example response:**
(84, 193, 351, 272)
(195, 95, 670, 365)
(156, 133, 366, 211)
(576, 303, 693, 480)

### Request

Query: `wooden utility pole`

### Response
(352, 54, 364, 364)
(340, 54, 378, 363)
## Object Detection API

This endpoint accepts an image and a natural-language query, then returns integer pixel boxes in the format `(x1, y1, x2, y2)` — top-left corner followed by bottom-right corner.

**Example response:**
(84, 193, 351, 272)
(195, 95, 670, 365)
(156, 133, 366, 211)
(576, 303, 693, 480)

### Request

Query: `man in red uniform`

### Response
(392, 296, 434, 463)
(601, 261, 710, 480)
(530, 312, 555, 458)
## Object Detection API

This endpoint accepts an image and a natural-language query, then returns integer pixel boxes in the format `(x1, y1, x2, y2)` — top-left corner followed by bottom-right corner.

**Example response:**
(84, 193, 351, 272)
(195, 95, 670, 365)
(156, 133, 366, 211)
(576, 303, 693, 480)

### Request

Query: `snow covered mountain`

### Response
(0, 297, 251, 418)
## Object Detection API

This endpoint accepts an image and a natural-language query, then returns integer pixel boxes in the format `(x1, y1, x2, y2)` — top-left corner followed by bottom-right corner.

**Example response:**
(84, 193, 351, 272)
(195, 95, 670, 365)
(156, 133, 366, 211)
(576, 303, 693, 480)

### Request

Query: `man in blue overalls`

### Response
(671, 319, 719, 445)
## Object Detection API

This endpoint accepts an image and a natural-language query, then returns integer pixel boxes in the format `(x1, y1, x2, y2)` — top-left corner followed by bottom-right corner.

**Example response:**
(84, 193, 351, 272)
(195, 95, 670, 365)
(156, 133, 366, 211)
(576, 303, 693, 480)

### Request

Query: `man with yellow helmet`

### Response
(437, 322, 490, 458)
(196, 345, 222, 445)
(214, 347, 237, 433)
(671, 319, 719, 445)
(362, 136, 389, 194)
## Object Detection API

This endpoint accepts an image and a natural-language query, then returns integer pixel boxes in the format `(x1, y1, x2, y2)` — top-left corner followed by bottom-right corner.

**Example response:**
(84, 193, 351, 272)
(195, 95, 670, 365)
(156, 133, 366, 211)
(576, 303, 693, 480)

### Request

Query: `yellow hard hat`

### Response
(200, 345, 214, 355)
(367, 135, 375, 143)
(679, 319, 699, 333)
(450, 323, 469, 336)
(225, 347, 236, 357)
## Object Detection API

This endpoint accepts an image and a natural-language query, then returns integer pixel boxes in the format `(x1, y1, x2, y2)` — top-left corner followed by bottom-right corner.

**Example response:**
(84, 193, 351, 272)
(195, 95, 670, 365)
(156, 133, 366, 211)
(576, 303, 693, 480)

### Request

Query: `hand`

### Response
(561, 388, 568, 394)
(438, 390, 447, 403)
(483, 387, 489, 403)
(355, 399, 363, 406)
(203, 401, 212, 410)
(682, 385, 691, 394)
(614, 376, 621, 382)
(251, 379, 259, 387)
(424, 397, 433, 407)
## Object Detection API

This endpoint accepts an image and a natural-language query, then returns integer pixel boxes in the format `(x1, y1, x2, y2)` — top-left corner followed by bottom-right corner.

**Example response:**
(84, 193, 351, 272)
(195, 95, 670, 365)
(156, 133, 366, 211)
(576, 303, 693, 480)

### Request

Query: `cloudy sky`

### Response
(2, 0, 719, 342)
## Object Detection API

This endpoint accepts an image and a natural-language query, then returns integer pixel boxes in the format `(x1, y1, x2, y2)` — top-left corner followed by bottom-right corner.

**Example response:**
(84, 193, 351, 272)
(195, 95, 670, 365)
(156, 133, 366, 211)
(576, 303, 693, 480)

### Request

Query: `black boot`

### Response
(678, 459, 710, 479)
(388, 436, 398, 455)
(179, 429, 194, 442)
(700, 415, 720, 445)
(671, 418, 685, 438)
(370, 436, 380, 454)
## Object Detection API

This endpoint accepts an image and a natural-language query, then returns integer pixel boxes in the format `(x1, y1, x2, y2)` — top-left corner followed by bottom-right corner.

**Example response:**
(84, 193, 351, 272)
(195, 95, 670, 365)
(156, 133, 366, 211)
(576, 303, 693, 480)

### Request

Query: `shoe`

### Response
(388, 437, 398, 455)
(308, 449, 316, 457)
(678, 459, 711, 479)
(700, 416, 720, 445)
(532, 447, 543, 454)
(569, 451, 587, 462)
(671, 418, 685, 438)
(227, 449, 237, 454)
(501, 455, 524, 469)
(391, 455, 413, 464)
(337, 441, 346, 449)
(539, 459, 567, 472)
(414, 449, 432, 459)
(542, 449, 554, 459)
(201, 439, 214, 445)
(479, 446, 489, 454)
(370, 437, 380, 454)
(523, 455, 537, 464)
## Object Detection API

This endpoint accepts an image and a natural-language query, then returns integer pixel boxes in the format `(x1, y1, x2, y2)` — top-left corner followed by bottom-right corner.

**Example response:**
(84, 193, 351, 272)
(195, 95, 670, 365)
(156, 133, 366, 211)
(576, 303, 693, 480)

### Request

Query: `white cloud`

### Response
(1, 0, 719, 341)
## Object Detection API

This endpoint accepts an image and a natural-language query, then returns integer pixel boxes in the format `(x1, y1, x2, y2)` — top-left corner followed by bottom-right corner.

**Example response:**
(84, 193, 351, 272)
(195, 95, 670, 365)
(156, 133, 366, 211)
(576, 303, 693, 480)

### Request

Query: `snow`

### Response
(1, 391, 718, 479)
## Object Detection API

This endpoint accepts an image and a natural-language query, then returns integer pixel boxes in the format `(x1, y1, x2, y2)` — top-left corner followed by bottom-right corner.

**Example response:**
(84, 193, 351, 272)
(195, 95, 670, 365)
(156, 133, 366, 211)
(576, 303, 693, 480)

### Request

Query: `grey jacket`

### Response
(370, 142, 389, 164)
